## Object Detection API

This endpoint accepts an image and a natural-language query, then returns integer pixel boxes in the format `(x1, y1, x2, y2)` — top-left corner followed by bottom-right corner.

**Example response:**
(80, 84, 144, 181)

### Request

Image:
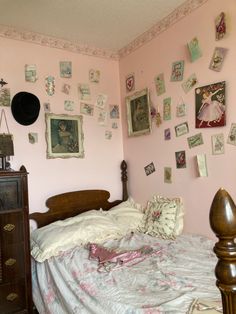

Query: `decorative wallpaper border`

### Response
(0, 0, 209, 60)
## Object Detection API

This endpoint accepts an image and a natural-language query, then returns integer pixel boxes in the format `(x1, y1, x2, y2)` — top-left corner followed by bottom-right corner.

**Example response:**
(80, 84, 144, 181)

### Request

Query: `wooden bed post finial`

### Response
(121, 160, 128, 201)
(210, 188, 236, 314)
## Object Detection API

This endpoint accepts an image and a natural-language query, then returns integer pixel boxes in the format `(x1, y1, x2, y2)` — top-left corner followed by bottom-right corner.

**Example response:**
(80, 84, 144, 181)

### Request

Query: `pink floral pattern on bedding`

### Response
(31, 233, 220, 314)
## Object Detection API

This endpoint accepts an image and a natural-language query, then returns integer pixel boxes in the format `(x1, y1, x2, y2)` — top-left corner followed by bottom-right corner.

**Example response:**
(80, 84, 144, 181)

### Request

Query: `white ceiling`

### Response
(0, 0, 188, 53)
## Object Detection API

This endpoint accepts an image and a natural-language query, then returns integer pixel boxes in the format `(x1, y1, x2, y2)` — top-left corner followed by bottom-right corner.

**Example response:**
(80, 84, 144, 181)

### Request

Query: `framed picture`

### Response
(212, 133, 224, 154)
(170, 60, 184, 81)
(126, 88, 151, 137)
(45, 113, 84, 159)
(187, 133, 204, 148)
(175, 122, 189, 137)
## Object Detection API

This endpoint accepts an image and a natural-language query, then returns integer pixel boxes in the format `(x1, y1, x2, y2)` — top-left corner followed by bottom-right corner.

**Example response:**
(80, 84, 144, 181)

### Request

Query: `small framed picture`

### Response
(144, 162, 156, 176)
(170, 60, 184, 81)
(60, 61, 72, 78)
(126, 88, 151, 137)
(164, 167, 172, 183)
(187, 133, 204, 148)
(175, 151, 186, 169)
(212, 133, 224, 155)
(175, 122, 189, 137)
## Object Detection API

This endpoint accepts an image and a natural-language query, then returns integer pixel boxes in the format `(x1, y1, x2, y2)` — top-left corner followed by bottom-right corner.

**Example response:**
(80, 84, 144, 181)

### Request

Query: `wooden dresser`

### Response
(0, 166, 32, 313)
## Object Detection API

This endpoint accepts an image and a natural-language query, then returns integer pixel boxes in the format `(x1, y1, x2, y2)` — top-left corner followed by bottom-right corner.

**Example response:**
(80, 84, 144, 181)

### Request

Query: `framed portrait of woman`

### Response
(45, 113, 84, 159)
(126, 88, 151, 137)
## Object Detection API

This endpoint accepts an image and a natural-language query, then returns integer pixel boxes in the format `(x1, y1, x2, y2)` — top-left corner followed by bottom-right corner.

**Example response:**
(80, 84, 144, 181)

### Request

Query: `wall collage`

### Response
(0, 59, 120, 160)
(124, 11, 235, 183)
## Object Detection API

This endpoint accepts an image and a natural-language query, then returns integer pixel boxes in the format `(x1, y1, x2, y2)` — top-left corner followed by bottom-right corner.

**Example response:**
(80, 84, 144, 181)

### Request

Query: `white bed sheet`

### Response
(31, 233, 220, 314)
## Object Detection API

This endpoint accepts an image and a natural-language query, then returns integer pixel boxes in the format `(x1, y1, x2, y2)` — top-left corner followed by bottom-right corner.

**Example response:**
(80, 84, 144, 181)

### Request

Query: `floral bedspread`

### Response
(31, 233, 220, 314)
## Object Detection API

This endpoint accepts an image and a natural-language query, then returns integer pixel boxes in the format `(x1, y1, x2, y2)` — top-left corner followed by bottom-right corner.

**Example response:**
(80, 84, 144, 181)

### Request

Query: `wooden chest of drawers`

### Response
(0, 166, 32, 313)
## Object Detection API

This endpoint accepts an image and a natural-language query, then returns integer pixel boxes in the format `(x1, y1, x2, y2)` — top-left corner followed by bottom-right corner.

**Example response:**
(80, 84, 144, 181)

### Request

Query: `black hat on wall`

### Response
(11, 92, 40, 126)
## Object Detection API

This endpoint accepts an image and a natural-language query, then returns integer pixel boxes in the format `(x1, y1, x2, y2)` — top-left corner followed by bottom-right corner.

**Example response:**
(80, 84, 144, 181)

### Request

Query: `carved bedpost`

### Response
(210, 188, 236, 314)
(121, 160, 128, 201)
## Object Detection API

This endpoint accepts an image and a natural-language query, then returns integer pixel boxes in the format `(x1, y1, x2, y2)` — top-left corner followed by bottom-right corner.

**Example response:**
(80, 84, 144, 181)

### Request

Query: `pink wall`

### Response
(0, 38, 123, 216)
(119, 0, 236, 238)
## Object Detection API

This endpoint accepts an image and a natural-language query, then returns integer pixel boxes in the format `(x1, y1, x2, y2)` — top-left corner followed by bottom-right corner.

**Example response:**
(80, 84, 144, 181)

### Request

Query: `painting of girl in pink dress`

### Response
(195, 81, 225, 128)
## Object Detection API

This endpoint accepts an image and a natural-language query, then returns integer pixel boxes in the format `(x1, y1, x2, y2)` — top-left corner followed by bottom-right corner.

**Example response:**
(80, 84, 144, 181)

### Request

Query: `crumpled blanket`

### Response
(88, 242, 162, 272)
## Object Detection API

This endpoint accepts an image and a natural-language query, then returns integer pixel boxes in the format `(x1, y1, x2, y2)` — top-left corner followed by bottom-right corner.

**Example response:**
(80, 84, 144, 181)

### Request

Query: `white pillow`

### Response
(31, 209, 127, 262)
(140, 196, 184, 239)
(109, 197, 144, 212)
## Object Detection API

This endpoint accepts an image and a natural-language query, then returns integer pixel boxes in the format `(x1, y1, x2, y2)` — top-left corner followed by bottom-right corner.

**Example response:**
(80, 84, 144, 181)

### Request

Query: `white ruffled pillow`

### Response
(31, 209, 127, 262)
(140, 196, 184, 239)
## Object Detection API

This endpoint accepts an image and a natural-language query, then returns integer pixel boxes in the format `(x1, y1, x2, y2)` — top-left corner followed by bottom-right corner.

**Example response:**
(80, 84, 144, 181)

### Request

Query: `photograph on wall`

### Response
(89, 69, 100, 83)
(227, 123, 236, 146)
(109, 105, 119, 119)
(62, 83, 71, 95)
(175, 122, 189, 137)
(187, 37, 202, 62)
(80, 102, 94, 116)
(64, 100, 74, 111)
(209, 47, 228, 72)
(196, 154, 208, 177)
(215, 12, 226, 40)
(43, 102, 51, 112)
(78, 83, 91, 100)
(126, 88, 151, 137)
(170, 60, 184, 81)
(96, 94, 108, 109)
(154, 73, 165, 96)
(164, 167, 172, 183)
(126, 73, 135, 92)
(187, 133, 204, 149)
(163, 97, 171, 121)
(175, 151, 186, 169)
(60, 61, 72, 78)
(182, 73, 198, 93)
(0, 88, 10, 106)
(212, 133, 224, 155)
(144, 162, 156, 176)
(195, 81, 225, 128)
(97, 109, 108, 126)
(164, 128, 171, 140)
(45, 113, 84, 159)
(176, 99, 187, 117)
(105, 130, 112, 140)
(25, 64, 37, 82)
(28, 132, 38, 144)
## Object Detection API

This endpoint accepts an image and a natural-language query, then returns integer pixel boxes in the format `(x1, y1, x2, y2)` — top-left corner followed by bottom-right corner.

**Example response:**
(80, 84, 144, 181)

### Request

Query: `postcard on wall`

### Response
(212, 133, 224, 155)
(111, 122, 118, 129)
(170, 60, 184, 81)
(28, 132, 38, 144)
(89, 69, 100, 83)
(209, 47, 228, 72)
(109, 105, 119, 119)
(80, 102, 94, 116)
(196, 154, 208, 177)
(164, 167, 172, 183)
(62, 83, 71, 95)
(164, 128, 171, 140)
(187, 133, 204, 149)
(227, 123, 236, 146)
(0, 88, 10, 106)
(195, 81, 225, 128)
(43, 102, 51, 112)
(175, 122, 189, 137)
(176, 100, 187, 117)
(126, 73, 135, 92)
(78, 83, 91, 100)
(175, 151, 186, 169)
(182, 73, 198, 93)
(64, 100, 74, 111)
(154, 73, 165, 96)
(25, 64, 37, 82)
(187, 37, 202, 62)
(144, 162, 156, 176)
(215, 12, 226, 41)
(96, 94, 108, 109)
(45, 76, 55, 96)
(60, 61, 72, 78)
(97, 108, 108, 126)
(163, 97, 171, 121)
(105, 130, 112, 140)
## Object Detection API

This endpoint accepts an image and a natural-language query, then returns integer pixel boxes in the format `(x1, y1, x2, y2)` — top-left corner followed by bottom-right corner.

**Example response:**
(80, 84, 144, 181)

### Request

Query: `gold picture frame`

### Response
(45, 113, 84, 159)
(126, 88, 151, 137)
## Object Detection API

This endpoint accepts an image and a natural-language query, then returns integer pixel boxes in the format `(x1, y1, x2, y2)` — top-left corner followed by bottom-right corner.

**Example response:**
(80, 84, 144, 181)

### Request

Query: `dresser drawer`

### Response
(0, 211, 24, 244)
(0, 279, 26, 314)
(1, 242, 25, 283)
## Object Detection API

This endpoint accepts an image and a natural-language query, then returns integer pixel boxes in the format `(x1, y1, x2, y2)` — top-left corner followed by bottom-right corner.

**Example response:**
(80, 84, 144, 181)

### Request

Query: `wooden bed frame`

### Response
(30, 161, 234, 314)
(30, 160, 128, 228)
(210, 188, 236, 314)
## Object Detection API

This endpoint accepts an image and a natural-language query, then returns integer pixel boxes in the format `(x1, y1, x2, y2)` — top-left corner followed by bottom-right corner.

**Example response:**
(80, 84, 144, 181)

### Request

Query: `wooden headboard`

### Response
(210, 188, 236, 314)
(30, 160, 128, 228)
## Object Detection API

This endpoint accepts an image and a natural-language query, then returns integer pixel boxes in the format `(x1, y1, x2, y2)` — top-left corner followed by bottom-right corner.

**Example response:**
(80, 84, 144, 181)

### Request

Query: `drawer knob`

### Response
(3, 223, 15, 232)
(5, 258, 16, 266)
(6, 292, 18, 301)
